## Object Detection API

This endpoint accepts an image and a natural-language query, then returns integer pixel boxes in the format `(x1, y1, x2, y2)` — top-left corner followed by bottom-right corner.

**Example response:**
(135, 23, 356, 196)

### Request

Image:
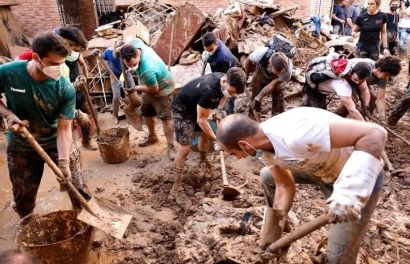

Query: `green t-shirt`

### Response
(130, 39, 175, 97)
(0, 60, 76, 151)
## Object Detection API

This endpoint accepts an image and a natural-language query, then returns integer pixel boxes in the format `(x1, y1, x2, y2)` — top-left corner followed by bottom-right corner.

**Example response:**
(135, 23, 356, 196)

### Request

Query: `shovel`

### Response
(266, 210, 334, 253)
(11, 124, 133, 239)
(77, 76, 101, 137)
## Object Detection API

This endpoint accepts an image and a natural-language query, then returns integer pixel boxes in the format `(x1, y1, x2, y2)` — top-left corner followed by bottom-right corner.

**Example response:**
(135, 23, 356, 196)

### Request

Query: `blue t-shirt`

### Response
(207, 39, 237, 73)
(0, 60, 75, 151)
(130, 38, 175, 97)
(332, 5, 347, 25)
(102, 47, 122, 77)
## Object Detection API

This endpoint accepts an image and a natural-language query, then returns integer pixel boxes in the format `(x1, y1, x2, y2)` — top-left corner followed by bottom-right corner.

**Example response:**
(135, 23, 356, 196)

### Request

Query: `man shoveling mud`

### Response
(216, 107, 386, 263)
(170, 67, 246, 198)
(0, 32, 77, 226)
(120, 39, 176, 160)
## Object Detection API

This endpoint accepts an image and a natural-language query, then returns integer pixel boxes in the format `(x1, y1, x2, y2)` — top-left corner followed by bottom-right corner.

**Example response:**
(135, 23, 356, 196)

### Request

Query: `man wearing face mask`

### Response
(333, 56, 401, 122)
(244, 51, 293, 118)
(304, 55, 372, 121)
(216, 108, 386, 263)
(201, 32, 237, 115)
(170, 67, 246, 198)
(120, 38, 176, 160)
(0, 32, 78, 225)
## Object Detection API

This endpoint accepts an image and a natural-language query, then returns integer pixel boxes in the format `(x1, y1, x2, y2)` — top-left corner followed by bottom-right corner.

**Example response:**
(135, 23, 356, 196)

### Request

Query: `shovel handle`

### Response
(10, 124, 97, 216)
(266, 211, 332, 253)
(220, 150, 229, 187)
(79, 79, 101, 137)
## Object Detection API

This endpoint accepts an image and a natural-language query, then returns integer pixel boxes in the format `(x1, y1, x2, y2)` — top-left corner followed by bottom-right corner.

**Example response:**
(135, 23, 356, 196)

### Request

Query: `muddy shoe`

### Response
(15, 213, 38, 236)
(138, 135, 159, 147)
(82, 139, 98, 151)
(167, 144, 176, 161)
(387, 116, 399, 127)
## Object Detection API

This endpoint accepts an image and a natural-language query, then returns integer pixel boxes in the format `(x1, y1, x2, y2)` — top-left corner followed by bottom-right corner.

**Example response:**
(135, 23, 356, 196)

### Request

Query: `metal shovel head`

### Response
(222, 185, 241, 201)
(77, 197, 132, 240)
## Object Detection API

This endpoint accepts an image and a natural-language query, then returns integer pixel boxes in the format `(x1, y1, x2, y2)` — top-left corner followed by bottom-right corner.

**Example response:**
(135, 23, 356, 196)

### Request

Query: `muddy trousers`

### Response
(76, 91, 94, 145)
(388, 84, 410, 124)
(7, 148, 89, 218)
(69, 142, 91, 204)
(250, 66, 284, 117)
(260, 167, 383, 263)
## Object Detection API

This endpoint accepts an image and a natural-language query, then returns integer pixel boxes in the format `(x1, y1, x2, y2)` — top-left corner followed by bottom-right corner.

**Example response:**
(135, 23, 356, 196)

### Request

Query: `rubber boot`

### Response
(112, 99, 120, 125)
(259, 207, 286, 249)
(170, 168, 183, 195)
(81, 125, 98, 150)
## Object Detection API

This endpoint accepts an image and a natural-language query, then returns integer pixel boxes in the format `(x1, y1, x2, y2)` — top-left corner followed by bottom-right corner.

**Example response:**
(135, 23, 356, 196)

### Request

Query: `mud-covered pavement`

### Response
(0, 62, 409, 264)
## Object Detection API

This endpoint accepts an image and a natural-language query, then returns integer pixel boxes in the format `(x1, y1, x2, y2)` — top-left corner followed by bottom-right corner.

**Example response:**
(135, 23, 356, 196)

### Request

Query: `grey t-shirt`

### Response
(249, 47, 293, 81)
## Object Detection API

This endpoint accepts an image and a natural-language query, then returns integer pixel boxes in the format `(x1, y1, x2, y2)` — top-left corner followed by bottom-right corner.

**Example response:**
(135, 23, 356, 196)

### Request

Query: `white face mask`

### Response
(130, 64, 139, 71)
(221, 85, 232, 98)
(239, 142, 258, 157)
(39, 59, 63, 81)
(67, 51, 80, 61)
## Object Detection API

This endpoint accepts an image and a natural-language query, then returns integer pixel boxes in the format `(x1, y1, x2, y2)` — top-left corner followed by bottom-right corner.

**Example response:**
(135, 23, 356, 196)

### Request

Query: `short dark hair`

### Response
(0, 248, 41, 264)
(57, 26, 88, 49)
(216, 114, 259, 150)
(375, 56, 401, 76)
(226, 67, 246, 94)
(202, 32, 217, 47)
(120, 44, 138, 62)
(269, 52, 288, 72)
(351, 62, 372, 79)
(32, 31, 70, 59)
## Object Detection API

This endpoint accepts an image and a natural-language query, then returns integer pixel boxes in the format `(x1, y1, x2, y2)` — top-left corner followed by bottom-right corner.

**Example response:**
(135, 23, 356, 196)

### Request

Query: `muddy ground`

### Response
(0, 59, 409, 264)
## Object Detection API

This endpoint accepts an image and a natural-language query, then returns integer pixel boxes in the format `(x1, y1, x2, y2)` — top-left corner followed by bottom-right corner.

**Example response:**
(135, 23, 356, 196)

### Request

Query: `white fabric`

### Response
(249, 47, 293, 82)
(260, 107, 353, 183)
(398, 12, 410, 28)
(318, 79, 352, 97)
(326, 150, 383, 222)
(249, 47, 270, 63)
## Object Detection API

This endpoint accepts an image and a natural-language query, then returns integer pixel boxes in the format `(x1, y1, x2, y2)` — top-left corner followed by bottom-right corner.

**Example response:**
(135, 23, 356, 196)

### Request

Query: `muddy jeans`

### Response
(76, 90, 94, 145)
(388, 83, 410, 124)
(356, 42, 380, 61)
(7, 148, 86, 218)
(251, 65, 284, 116)
(260, 166, 383, 263)
(304, 84, 329, 110)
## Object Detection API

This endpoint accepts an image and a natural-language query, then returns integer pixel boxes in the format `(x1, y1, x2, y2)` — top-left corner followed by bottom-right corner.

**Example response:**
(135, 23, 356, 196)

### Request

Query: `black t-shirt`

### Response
(172, 72, 224, 119)
(355, 11, 387, 44)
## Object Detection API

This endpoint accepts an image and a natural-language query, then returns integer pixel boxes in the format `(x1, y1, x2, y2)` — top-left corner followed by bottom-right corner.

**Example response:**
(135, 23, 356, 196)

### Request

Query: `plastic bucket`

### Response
(15, 210, 93, 264)
(97, 127, 130, 164)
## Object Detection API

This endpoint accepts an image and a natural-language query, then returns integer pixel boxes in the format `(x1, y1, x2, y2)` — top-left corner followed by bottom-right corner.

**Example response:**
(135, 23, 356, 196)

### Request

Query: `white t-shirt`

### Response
(260, 107, 353, 183)
(318, 79, 352, 97)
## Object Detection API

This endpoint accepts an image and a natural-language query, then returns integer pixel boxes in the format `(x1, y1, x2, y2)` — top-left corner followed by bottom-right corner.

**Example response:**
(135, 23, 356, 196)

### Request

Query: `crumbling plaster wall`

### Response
(1, 0, 61, 38)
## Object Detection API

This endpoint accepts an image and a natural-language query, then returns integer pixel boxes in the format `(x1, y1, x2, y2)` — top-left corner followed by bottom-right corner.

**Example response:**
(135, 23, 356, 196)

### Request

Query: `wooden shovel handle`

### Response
(220, 150, 229, 187)
(79, 79, 100, 136)
(266, 211, 332, 253)
(10, 124, 96, 216)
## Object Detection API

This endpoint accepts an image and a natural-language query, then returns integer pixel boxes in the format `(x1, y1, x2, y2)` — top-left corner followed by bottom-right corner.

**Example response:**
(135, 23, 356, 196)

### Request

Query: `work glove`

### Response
(73, 75, 86, 91)
(91, 49, 101, 57)
(362, 106, 371, 118)
(326, 150, 382, 223)
(75, 109, 91, 127)
(251, 98, 262, 112)
(2, 110, 29, 129)
(57, 158, 72, 186)
(214, 141, 221, 152)
(212, 109, 226, 122)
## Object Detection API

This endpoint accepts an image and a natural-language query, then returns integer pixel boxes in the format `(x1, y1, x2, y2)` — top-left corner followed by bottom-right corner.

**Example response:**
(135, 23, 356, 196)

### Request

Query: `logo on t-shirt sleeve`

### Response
(10, 87, 26, 93)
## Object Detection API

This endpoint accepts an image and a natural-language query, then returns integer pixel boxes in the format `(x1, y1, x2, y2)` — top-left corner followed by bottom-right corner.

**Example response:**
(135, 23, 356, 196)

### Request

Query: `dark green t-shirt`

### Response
(0, 60, 75, 151)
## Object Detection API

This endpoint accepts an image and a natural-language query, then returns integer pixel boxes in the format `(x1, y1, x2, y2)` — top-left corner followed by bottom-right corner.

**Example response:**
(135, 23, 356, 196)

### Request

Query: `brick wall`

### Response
(273, 0, 312, 19)
(2, 0, 61, 38)
(77, 0, 98, 40)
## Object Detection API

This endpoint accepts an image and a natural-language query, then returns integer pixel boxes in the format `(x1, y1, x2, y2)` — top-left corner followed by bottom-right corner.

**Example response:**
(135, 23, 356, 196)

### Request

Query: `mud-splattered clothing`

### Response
(259, 107, 353, 184)
(172, 73, 224, 144)
(0, 60, 75, 151)
(129, 38, 175, 97)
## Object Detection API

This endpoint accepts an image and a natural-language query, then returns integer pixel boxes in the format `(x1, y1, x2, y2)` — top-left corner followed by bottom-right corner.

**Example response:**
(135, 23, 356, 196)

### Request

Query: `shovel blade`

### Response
(77, 197, 132, 240)
(222, 186, 241, 201)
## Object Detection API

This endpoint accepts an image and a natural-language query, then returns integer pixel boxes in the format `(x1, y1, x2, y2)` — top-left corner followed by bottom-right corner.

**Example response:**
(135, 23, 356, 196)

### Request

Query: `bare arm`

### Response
(135, 83, 159, 94)
(329, 118, 387, 159)
(375, 88, 387, 120)
(346, 17, 354, 29)
(196, 105, 216, 141)
(352, 24, 360, 36)
(271, 166, 295, 212)
(57, 118, 73, 160)
(244, 58, 254, 78)
(381, 23, 389, 55)
(340, 96, 365, 121)
(78, 54, 88, 78)
(358, 82, 371, 107)
(255, 79, 282, 101)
